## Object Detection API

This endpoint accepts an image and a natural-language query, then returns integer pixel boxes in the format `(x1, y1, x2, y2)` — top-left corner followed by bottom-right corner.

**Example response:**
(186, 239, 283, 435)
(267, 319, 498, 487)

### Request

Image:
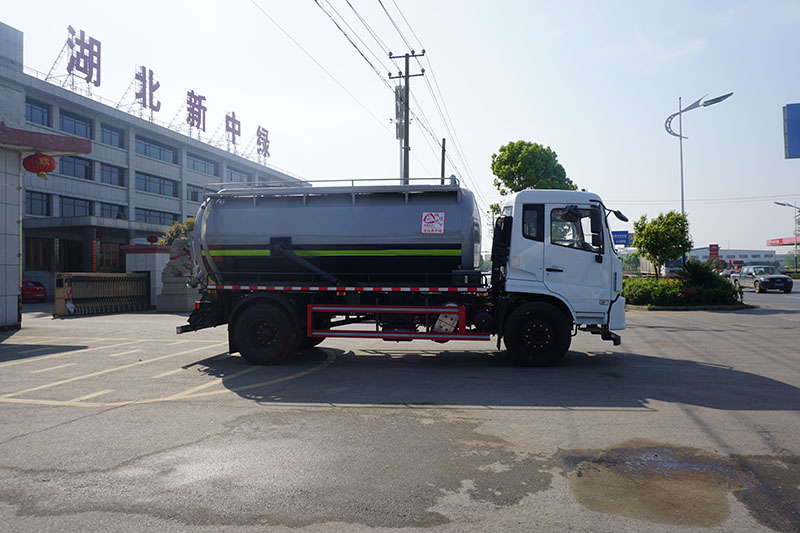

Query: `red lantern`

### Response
(23, 153, 57, 179)
(146, 235, 159, 244)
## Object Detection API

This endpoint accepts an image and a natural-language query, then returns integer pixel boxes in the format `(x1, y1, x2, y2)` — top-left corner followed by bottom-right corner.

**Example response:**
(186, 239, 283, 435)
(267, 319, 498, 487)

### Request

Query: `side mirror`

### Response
(614, 210, 629, 222)
(592, 234, 603, 247)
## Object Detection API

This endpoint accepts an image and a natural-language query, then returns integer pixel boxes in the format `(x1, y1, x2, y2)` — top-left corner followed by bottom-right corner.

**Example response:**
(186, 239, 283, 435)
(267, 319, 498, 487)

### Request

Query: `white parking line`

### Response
(70, 390, 114, 402)
(31, 363, 77, 374)
(1, 343, 227, 398)
(108, 350, 142, 358)
(151, 368, 185, 379)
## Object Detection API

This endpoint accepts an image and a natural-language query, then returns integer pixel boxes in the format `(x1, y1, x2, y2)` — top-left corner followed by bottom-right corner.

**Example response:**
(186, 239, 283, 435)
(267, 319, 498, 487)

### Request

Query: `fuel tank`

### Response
(191, 181, 482, 285)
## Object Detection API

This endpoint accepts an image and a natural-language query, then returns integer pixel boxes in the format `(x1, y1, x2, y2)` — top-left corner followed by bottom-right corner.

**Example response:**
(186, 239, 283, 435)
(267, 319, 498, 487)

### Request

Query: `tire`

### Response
(504, 302, 571, 366)
(233, 304, 296, 365)
(755, 281, 765, 293)
(784, 287, 792, 294)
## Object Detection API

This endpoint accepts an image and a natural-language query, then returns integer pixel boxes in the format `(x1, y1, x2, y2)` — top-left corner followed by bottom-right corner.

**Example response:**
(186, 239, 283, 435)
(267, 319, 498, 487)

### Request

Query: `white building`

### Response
(687, 247, 784, 265)
(0, 20, 301, 316)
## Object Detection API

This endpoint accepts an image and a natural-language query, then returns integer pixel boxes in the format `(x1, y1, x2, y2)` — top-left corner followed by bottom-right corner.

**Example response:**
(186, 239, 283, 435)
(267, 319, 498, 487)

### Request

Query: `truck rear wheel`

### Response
(234, 304, 295, 365)
(504, 302, 571, 366)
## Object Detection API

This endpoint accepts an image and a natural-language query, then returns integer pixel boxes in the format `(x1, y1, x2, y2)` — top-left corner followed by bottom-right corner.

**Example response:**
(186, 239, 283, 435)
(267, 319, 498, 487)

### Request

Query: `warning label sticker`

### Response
(421, 211, 445, 234)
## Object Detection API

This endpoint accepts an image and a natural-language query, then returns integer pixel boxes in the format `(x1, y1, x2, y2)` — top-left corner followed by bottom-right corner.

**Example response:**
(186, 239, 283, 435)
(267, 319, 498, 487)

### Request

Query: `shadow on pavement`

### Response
(0, 343, 87, 363)
(190, 347, 800, 411)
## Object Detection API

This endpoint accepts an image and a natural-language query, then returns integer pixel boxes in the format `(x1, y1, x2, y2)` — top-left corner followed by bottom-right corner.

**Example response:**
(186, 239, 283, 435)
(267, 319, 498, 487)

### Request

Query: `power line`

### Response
(317, 0, 395, 80)
(248, 0, 391, 136)
(347, 0, 391, 56)
(378, 0, 414, 51)
(606, 193, 800, 205)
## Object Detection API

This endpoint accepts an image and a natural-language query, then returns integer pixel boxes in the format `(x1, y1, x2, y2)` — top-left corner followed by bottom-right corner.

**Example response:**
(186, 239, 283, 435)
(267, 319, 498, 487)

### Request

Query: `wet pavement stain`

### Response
(562, 439, 800, 530)
(0, 410, 553, 528)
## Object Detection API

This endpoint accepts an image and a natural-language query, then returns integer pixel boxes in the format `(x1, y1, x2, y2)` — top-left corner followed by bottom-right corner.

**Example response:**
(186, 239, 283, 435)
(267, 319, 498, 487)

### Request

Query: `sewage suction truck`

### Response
(177, 177, 628, 366)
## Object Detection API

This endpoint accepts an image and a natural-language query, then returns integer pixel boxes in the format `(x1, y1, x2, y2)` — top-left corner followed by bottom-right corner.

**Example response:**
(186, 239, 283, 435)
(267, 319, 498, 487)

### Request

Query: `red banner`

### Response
(767, 236, 800, 246)
(709, 244, 719, 259)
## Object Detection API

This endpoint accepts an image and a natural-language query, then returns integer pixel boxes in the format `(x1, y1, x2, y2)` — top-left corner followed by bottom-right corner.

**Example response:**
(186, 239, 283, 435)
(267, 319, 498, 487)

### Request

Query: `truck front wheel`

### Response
(234, 304, 296, 365)
(504, 302, 571, 366)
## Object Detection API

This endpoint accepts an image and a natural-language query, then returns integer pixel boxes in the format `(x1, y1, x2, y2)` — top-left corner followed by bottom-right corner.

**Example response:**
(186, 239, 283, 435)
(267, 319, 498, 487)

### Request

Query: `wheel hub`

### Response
(252, 320, 277, 347)
(522, 320, 553, 351)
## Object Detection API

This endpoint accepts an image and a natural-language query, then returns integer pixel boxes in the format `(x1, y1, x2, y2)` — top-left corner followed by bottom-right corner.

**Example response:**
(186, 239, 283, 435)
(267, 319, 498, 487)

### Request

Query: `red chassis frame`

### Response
(306, 304, 491, 341)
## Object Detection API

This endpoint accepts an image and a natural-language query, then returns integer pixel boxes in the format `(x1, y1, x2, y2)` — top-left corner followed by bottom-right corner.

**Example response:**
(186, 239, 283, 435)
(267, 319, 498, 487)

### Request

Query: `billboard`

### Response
(784, 104, 800, 159)
(709, 244, 719, 260)
(612, 231, 632, 246)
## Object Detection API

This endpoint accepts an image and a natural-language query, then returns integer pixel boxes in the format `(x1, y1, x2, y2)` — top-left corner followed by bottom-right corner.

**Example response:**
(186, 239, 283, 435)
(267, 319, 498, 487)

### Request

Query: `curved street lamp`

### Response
(664, 92, 733, 216)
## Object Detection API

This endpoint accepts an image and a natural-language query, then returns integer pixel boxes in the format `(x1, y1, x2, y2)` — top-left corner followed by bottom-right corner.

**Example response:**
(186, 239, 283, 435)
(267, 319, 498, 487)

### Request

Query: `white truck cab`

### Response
(497, 189, 626, 340)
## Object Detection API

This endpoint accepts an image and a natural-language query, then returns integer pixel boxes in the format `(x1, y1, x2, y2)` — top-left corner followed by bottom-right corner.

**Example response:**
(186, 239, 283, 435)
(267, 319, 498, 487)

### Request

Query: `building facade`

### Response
(0, 21, 300, 298)
(687, 247, 784, 266)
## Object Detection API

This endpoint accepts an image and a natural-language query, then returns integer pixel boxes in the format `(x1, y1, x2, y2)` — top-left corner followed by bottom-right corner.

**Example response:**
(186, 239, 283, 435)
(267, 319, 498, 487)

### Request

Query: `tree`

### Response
(490, 141, 576, 214)
(632, 211, 693, 278)
(158, 217, 195, 245)
(704, 258, 727, 270)
(622, 251, 640, 272)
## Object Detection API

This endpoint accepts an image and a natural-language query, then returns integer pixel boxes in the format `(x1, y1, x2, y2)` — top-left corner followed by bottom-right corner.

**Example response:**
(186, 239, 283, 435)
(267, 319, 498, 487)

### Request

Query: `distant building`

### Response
(687, 247, 783, 265)
(0, 21, 302, 299)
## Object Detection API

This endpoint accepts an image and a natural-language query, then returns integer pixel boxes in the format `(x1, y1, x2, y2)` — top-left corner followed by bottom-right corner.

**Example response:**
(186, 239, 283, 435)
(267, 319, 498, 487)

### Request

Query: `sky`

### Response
(3, 0, 800, 251)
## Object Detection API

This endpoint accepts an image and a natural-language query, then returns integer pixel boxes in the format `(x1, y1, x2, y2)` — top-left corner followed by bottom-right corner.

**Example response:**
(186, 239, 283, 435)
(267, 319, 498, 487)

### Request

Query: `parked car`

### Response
(21, 280, 47, 302)
(730, 266, 793, 293)
(719, 269, 733, 278)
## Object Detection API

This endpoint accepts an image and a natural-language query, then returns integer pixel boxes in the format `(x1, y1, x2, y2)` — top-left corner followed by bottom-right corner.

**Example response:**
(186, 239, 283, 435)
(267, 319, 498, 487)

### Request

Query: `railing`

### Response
(53, 273, 150, 316)
(204, 176, 461, 197)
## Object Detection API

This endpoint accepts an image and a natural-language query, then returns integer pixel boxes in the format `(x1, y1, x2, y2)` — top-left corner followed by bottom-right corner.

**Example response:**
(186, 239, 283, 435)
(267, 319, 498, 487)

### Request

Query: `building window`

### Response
(100, 164, 125, 186)
(135, 136, 177, 164)
(226, 167, 251, 182)
(59, 110, 93, 139)
(100, 124, 124, 148)
(135, 171, 178, 198)
(187, 184, 205, 203)
(61, 197, 92, 217)
(60, 156, 92, 180)
(187, 153, 219, 176)
(99, 202, 126, 219)
(752, 254, 761, 258)
(741, 255, 748, 258)
(25, 191, 50, 216)
(25, 99, 50, 126)
(135, 208, 178, 226)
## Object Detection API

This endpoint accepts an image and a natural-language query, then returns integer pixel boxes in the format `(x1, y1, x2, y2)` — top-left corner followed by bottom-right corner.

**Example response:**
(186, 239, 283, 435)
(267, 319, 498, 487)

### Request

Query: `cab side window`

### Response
(522, 204, 543, 242)
(550, 206, 603, 253)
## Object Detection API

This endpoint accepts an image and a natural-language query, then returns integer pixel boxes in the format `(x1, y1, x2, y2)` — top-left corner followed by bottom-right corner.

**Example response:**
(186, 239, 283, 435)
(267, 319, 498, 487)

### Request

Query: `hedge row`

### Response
(623, 277, 740, 306)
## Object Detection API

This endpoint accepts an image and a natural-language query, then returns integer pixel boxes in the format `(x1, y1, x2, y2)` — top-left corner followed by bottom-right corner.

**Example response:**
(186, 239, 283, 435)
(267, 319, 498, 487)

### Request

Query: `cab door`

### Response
(543, 204, 611, 321)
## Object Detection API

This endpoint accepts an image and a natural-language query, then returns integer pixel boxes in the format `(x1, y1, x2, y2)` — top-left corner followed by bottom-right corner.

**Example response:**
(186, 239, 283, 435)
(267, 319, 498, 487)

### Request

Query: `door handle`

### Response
(546, 267, 563, 272)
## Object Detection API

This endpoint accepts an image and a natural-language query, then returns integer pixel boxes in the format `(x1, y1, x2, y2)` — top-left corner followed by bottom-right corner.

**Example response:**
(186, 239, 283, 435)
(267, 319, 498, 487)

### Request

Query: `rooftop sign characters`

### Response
(135, 66, 161, 112)
(66, 26, 101, 88)
(50, 25, 272, 160)
(186, 90, 207, 133)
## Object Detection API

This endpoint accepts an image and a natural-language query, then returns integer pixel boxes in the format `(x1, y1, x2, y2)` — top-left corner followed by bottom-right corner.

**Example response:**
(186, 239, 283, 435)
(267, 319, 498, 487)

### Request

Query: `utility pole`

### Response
(440, 138, 446, 184)
(389, 50, 425, 185)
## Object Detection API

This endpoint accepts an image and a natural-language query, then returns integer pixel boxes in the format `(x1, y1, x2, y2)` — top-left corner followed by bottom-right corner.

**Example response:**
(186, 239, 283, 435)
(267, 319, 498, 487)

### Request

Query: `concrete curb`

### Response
(626, 304, 755, 312)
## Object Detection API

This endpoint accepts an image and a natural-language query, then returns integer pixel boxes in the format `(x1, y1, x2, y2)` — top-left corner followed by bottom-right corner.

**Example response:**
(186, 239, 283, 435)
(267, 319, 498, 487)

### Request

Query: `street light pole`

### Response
(664, 92, 734, 216)
(775, 201, 800, 273)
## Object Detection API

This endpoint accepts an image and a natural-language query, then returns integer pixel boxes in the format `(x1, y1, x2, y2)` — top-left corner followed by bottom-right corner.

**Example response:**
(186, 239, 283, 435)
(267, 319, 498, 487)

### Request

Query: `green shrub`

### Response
(623, 262, 740, 307)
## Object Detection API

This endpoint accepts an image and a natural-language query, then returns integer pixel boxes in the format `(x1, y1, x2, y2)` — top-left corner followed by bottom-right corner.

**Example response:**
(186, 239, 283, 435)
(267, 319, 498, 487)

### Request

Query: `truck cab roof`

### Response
(502, 189, 603, 212)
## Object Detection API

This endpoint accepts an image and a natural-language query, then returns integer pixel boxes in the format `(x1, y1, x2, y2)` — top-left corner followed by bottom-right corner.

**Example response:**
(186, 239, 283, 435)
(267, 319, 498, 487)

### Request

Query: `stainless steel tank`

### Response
(191, 180, 482, 285)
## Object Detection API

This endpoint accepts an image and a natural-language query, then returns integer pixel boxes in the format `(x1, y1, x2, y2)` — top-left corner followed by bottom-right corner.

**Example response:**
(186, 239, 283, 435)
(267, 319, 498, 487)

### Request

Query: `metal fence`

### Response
(53, 273, 150, 316)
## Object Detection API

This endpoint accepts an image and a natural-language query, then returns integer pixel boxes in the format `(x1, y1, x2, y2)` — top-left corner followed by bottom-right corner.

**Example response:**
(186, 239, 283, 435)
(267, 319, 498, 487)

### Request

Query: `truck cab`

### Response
(492, 190, 626, 364)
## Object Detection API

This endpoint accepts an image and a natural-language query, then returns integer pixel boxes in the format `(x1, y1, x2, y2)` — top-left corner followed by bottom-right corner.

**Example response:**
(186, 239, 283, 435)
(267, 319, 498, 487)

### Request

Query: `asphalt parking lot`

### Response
(0, 294, 799, 532)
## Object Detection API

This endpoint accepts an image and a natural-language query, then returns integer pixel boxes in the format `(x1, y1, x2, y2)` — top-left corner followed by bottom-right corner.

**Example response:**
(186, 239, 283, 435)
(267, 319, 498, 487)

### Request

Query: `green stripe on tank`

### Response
(202, 249, 271, 257)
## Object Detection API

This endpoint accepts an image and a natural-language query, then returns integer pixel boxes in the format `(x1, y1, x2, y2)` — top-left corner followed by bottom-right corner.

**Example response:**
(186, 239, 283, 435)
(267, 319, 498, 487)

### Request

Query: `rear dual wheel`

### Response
(504, 302, 571, 366)
(234, 304, 296, 365)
